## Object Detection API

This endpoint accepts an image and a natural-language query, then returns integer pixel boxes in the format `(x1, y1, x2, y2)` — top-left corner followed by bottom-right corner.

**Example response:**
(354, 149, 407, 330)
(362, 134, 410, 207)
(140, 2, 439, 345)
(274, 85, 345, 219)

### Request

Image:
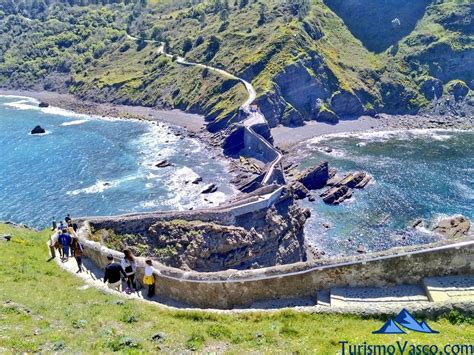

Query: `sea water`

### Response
(299, 129, 473, 256)
(0, 95, 235, 228)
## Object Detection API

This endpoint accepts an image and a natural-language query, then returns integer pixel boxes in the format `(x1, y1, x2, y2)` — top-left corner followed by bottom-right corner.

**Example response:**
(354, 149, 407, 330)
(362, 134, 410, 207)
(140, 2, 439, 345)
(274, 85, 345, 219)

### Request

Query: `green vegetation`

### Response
(1, 224, 473, 352)
(0, 0, 472, 126)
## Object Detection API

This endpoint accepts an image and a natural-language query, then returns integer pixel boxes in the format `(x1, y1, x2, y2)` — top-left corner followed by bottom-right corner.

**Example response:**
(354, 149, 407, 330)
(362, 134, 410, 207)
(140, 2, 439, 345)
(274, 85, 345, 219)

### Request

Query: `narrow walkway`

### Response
(55, 254, 473, 315)
(126, 33, 283, 185)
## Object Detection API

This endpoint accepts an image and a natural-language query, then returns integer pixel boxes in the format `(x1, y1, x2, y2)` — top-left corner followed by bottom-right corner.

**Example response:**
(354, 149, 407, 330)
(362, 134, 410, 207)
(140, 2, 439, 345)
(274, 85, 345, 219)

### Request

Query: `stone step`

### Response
(422, 275, 474, 302)
(316, 290, 331, 307)
(330, 285, 429, 308)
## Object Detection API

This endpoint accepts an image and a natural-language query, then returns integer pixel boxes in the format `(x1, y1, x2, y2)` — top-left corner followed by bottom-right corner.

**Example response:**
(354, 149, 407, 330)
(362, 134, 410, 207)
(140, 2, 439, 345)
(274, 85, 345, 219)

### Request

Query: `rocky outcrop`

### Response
(330, 90, 364, 117)
(447, 80, 470, 101)
(155, 160, 173, 168)
(421, 77, 443, 101)
(291, 182, 311, 200)
(431, 215, 471, 239)
(315, 105, 339, 123)
(31, 125, 46, 134)
(296, 161, 329, 190)
(320, 172, 371, 204)
(320, 185, 353, 205)
(96, 198, 310, 272)
(222, 125, 245, 155)
(201, 183, 218, 194)
(38, 102, 49, 108)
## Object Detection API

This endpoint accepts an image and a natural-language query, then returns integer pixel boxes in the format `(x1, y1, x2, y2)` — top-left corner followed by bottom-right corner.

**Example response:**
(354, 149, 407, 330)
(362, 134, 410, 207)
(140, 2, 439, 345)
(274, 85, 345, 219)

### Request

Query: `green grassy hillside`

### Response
(0, 224, 473, 352)
(0, 0, 472, 127)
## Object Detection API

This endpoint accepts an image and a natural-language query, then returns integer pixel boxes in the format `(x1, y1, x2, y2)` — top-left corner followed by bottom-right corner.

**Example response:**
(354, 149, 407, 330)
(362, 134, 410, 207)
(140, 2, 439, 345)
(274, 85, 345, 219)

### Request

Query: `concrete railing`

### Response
(78, 226, 474, 309)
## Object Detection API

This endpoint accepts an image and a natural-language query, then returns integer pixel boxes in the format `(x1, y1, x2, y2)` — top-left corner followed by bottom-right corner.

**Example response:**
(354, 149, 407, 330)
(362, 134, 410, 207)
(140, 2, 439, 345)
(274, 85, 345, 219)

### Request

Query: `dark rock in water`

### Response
(291, 182, 310, 200)
(38, 102, 49, 108)
(356, 245, 366, 254)
(191, 177, 203, 184)
(330, 90, 363, 117)
(330, 172, 371, 189)
(103, 182, 111, 187)
(31, 125, 46, 135)
(201, 183, 218, 194)
(323, 147, 333, 153)
(155, 160, 173, 168)
(411, 219, 424, 229)
(308, 195, 316, 202)
(320, 185, 353, 205)
(431, 215, 471, 239)
(297, 161, 329, 190)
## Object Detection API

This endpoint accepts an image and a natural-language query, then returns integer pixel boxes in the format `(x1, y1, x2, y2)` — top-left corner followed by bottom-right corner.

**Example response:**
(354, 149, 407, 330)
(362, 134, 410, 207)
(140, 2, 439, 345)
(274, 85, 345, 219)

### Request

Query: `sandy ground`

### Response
(0, 89, 206, 132)
(271, 114, 474, 149)
(272, 117, 381, 149)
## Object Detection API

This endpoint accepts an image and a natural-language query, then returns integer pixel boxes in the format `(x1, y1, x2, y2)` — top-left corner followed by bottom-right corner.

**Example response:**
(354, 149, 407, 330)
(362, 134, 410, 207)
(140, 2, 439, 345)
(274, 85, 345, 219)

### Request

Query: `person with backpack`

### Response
(121, 249, 137, 293)
(71, 237, 84, 273)
(58, 228, 72, 261)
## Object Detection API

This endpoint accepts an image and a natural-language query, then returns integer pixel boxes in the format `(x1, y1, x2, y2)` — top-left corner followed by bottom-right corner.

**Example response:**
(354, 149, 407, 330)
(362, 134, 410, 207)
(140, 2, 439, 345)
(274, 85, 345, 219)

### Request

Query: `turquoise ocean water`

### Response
(0, 95, 235, 228)
(299, 129, 473, 256)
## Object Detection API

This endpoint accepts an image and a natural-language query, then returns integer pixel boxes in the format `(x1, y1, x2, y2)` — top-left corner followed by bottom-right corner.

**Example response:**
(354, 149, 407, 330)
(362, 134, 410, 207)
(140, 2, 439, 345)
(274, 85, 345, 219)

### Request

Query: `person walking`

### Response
(121, 249, 137, 293)
(51, 217, 57, 231)
(143, 259, 156, 298)
(48, 231, 59, 260)
(58, 229, 72, 261)
(104, 254, 127, 291)
(72, 237, 84, 273)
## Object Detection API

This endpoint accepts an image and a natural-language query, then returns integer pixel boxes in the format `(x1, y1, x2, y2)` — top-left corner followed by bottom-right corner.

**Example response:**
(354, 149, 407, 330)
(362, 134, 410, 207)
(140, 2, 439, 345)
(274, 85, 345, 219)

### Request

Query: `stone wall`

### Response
(78, 225, 474, 309)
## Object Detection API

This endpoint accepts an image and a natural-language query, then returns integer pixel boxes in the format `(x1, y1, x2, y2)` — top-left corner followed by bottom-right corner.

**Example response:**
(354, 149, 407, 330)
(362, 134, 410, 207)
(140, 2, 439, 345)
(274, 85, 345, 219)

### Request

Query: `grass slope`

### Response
(0, 224, 473, 353)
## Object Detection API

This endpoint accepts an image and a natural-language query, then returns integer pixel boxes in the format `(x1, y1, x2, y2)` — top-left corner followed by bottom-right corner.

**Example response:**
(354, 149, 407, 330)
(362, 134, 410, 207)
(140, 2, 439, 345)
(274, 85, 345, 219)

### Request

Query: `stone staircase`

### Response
(316, 275, 474, 309)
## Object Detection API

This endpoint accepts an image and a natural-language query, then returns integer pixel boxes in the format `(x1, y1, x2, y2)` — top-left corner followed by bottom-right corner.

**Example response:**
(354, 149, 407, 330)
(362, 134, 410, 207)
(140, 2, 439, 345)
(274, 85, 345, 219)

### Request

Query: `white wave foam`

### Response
(454, 181, 474, 201)
(67, 174, 141, 196)
(28, 130, 51, 136)
(60, 119, 89, 126)
(306, 128, 465, 146)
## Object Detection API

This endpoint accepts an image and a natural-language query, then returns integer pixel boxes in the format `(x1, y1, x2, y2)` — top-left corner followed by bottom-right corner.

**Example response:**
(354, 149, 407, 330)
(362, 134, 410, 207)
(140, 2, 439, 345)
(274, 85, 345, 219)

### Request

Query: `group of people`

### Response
(48, 214, 84, 273)
(103, 250, 156, 297)
(48, 214, 157, 298)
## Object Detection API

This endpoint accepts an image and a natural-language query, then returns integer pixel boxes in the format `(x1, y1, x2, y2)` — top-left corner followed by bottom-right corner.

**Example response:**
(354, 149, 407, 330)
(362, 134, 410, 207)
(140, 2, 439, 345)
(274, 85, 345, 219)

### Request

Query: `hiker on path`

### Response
(104, 254, 127, 291)
(65, 214, 71, 224)
(71, 237, 84, 273)
(51, 217, 57, 231)
(58, 229, 72, 261)
(121, 249, 137, 293)
(48, 231, 59, 260)
(143, 258, 156, 298)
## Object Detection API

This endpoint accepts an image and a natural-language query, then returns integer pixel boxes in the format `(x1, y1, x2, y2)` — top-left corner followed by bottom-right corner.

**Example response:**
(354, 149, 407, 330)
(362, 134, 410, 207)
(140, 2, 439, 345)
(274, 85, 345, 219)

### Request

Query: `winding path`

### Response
(125, 33, 283, 184)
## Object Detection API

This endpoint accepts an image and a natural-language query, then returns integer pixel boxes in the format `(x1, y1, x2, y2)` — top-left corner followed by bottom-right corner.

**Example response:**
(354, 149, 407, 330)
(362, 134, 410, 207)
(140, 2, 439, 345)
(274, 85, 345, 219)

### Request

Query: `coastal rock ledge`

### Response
(432, 216, 471, 239)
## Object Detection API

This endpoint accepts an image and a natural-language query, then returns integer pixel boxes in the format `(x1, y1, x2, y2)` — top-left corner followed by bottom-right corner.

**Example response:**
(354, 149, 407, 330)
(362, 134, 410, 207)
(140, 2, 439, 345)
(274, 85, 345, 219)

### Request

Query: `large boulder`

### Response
(330, 90, 364, 117)
(431, 215, 471, 239)
(31, 125, 46, 135)
(296, 161, 329, 190)
(38, 102, 49, 108)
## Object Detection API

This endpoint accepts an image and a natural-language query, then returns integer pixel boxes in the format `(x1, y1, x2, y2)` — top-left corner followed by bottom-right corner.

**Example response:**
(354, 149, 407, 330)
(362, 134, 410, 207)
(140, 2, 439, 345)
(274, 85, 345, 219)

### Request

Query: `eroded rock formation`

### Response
(93, 196, 311, 272)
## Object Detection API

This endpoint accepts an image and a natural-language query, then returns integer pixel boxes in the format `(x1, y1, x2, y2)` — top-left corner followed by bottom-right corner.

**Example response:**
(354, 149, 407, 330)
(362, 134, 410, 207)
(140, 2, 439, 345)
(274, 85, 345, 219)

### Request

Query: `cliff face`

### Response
(94, 197, 310, 272)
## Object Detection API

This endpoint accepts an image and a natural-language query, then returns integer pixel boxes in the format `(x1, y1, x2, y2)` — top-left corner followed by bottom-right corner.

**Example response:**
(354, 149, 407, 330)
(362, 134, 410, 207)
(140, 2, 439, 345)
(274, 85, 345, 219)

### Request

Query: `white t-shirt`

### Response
(144, 265, 153, 277)
(121, 259, 137, 275)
